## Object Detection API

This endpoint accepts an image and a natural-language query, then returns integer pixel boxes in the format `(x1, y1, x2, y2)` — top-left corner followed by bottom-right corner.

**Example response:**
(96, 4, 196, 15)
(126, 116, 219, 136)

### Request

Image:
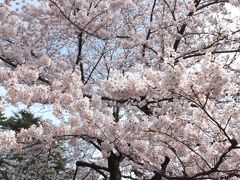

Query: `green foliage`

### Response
(0, 110, 40, 133)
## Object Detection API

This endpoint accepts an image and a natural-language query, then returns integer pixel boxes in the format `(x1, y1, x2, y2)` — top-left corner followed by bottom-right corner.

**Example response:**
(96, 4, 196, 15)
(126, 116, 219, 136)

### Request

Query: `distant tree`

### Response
(0, 110, 68, 179)
(0, 112, 6, 122)
(0, 110, 40, 133)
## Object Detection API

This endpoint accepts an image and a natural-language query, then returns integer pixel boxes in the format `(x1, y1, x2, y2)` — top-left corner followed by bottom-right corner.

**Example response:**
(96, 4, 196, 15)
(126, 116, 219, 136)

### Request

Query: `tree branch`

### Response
(173, 0, 201, 51)
(108, 152, 122, 180)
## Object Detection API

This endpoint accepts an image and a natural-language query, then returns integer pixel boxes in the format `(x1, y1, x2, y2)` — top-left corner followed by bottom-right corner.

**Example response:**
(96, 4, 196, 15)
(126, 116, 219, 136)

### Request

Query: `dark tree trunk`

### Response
(151, 156, 170, 180)
(108, 152, 121, 180)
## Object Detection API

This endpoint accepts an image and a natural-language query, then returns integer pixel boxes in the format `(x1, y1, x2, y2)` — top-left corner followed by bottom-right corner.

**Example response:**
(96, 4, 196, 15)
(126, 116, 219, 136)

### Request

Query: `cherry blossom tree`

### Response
(1, 0, 240, 179)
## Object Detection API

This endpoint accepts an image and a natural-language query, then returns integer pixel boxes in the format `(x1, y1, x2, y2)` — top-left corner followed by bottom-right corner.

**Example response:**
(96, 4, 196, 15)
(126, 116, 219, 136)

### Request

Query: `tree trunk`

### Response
(108, 152, 121, 180)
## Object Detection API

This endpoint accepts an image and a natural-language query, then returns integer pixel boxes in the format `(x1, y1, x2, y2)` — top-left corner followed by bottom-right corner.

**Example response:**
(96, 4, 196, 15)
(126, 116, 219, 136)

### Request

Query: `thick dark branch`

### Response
(108, 152, 122, 180)
(161, 156, 170, 172)
(136, 96, 174, 115)
(173, 0, 201, 51)
(138, 104, 153, 115)
(76, 160, 108, 172)
(142, 0, 157, 57)
(113, 104, 120, 122)
(181, 49, 240, 59)
(0, 56, 51, 85)
(76, 32, 83, 65)
(116, 35, 131, 39)
(197, 0, 229, 11)
(151, 156, 170, 180)
(0, 56, 17, 68)
(75, 32, 85, 82)
(149, 0, 157, 23)
(76, 160, 108, 178)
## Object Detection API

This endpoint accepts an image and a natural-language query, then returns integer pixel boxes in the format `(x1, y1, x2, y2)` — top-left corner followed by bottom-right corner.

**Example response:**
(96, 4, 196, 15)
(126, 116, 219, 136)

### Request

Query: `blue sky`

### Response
(0, 86, 60, 123)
